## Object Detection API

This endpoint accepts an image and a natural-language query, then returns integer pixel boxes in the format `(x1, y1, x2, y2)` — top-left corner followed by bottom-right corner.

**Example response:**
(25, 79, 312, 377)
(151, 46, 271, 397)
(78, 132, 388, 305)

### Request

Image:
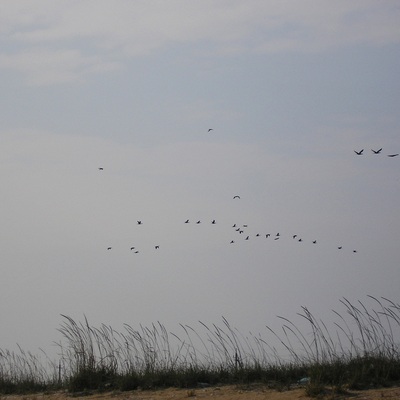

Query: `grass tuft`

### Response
(1, 296, 400, 394)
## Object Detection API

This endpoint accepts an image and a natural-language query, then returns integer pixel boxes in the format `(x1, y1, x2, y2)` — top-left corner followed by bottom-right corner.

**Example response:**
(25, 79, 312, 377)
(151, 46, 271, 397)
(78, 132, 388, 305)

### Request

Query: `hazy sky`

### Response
(1, 1, 400, 357)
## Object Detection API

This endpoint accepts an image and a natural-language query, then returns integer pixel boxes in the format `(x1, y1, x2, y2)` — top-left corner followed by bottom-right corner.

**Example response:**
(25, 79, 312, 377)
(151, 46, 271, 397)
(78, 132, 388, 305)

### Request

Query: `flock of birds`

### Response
(104, 214, 359, 254)
(98, 134, 400, 256)
(100, 188, 358, 255)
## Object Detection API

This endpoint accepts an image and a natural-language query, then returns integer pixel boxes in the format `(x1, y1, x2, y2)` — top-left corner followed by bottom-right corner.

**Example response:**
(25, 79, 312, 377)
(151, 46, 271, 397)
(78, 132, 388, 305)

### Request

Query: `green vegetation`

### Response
(1, 296, 399, 395)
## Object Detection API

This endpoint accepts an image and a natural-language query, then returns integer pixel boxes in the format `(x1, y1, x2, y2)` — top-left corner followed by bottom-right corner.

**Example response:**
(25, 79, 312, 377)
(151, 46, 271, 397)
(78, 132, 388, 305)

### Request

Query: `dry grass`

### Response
(1, 296, 399, 395)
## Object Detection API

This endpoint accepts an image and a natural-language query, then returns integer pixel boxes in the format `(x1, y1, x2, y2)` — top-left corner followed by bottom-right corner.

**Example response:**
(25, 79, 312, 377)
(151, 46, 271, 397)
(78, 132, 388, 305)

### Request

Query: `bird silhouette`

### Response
(354, 149, 364, 155)
(98, 167, 104, 170)
(236, 228, 240, 231)
(338, 246, 342, 250)
(276, 233, 280, 236)
(137, 221, 142, 225)
(245, 236, 249, 240)
(155, 246, 159, 249)
(371, 148, 382, 154)
(353, 250, 357, 253)
(211, 220, 216, 224)
(230, 240, 235, 244)
(274, 237, 280, 240)
(130, 247, 135, 250)
(107, 247, 112, 250)
(134, 251, 139, 254)
(256, 233, 260, 237)
(239, 230, 244, 234)
(387, 154, 399, 157)
(266, 234, 270, 238)
(208, 128, 213, 132)
(293, 235, 297, 239)
(233, 195, 240, 199)
(196, 220, 201, 224)
(298, 238, 302, 242)
(232, 224, 236, 228)
(313, 240, 317, 244)
(185, 219, 189, 223)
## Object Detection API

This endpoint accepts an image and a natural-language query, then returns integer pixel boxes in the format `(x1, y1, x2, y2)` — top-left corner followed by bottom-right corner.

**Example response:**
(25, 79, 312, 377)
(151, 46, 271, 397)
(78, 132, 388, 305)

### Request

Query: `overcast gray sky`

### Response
(1, 1, 400, 356)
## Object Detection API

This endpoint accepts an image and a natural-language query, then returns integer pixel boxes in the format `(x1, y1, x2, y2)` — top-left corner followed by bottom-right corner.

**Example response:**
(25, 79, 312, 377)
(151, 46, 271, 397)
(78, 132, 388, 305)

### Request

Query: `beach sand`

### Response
(3, 384, 400, 400)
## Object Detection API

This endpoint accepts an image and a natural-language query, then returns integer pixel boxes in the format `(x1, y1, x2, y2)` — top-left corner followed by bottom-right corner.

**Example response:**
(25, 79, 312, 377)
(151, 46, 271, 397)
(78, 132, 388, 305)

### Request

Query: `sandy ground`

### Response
(2, 384, 400, 400)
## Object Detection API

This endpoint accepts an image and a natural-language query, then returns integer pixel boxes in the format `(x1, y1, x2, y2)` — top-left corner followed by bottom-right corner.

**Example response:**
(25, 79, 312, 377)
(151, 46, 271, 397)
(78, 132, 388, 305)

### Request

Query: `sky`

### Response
(1, 1, 400, 358)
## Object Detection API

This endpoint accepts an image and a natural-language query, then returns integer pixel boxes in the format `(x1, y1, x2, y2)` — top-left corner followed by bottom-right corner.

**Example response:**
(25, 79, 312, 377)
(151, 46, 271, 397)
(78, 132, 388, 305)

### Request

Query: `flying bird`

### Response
(155, 246, 159, 249)
(313, 240, 317, 244)
(338, 246, 342, 250)
(134, 251, 139, 254)
(276, 233, 280, 236)
(211, 220, 216, 224)
(371, 148, 382, 154)
(130, 247, 135, 250)
(233, 195, 240, 199)
(196, 220, 201, 224)
(353, 250, 357, 253)
(245, 236, 249, 240)
(354, 149, 364, 155)
(98, 167, 104, 170)
(266, 234, 270, 238)
(208, 128, 213, 132)
(298, 238, 303, 242)
(232, 224, 236, 228)
(387, 154, 399, 157)
(137, 221, 142, 225)
(256, 233, 260, 237)
(185, 219, 189, 223)
(293, 235, 297, 239)
(107, 247, 112, 250)
(230, 240, 235, 244)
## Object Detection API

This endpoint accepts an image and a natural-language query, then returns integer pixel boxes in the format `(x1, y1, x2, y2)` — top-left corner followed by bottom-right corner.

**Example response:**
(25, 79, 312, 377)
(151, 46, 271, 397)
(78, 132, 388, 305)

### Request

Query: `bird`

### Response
(232, 224, 236, 228)
(155, 246, 159, 249)
(137, 221, 142, 225)
(276, 233, 280, 236)
(185, 219, 189, 223)
(256, 233, 260, 237)
(243, 224, 248, 227)
(274, 237, 280, 240)
(236, 228, 240, 231)
(239, 230, 244, 234)
(211, 220, 216, 224)
(338, 246, 342, 250)
(293, 235, 297, 239)
(245, 236, 249, 240)
(233, 195, 240, 199)
(313, 240, 317, 244)
(196, 220, 201, 224)
(298, 238, 302, 242)
(98, 167, 104, 170)
(266, 234, 270, 238)
(354, 149, 364, 155)
(130, 247, 135, 250)
(387, 154, 399, 157)
(353, 250, 357, 253)
(371, 148, 383, 154)
(230, 240, 235, 244)
(134, 251, 139, 254)
(208, 128, 213, 132)
(107, 247, 112, 250)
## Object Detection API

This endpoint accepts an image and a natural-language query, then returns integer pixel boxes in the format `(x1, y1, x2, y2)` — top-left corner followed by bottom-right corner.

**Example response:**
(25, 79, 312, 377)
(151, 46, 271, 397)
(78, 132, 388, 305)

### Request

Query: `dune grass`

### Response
(1, 296, 399, 395)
